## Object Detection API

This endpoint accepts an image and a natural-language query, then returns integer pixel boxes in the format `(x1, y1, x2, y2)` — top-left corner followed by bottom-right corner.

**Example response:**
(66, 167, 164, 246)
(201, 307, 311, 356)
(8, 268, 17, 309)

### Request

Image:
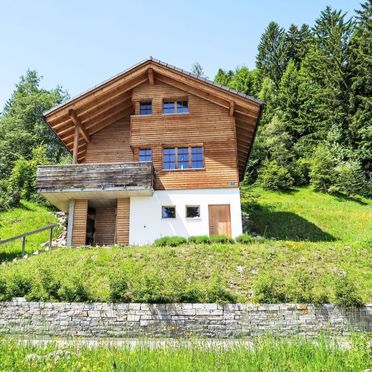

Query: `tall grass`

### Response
(0, 335, 369, 371)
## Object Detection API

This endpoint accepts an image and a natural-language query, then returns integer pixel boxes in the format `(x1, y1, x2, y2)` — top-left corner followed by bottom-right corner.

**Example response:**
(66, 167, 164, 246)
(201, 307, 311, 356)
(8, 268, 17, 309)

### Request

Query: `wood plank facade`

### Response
(38, 58, 262, 246)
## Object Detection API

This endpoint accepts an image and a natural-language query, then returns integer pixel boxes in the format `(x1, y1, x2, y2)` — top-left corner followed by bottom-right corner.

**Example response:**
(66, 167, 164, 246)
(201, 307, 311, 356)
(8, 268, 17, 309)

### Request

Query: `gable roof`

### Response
(44, 57, 263, 180)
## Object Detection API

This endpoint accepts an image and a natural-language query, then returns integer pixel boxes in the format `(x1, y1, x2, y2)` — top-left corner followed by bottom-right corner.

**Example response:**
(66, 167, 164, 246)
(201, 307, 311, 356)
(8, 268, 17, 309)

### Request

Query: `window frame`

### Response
(162, 97, 189, 115)
(139, 148, 152, 162)
(162, 145, 204, 171)
(185, 205, 201, 219)
(139, 101, 152, 115)
(162, 206, 176, 219)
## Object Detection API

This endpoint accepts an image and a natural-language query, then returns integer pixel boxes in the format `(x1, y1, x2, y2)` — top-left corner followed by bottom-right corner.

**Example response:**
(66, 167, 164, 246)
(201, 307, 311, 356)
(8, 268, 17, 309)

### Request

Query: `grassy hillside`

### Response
(0, 186, 370, 304)
(241, 186, 372, 243)
(0, 201, 60, 261)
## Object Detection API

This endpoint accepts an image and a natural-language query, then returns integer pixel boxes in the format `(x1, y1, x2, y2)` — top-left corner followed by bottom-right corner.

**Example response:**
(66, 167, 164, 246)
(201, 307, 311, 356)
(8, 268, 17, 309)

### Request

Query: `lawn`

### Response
(241, 185, 372, 243)
(0, 186, 371, 304)
(0, 201, 60, 261)
(0, 335, 369, 371)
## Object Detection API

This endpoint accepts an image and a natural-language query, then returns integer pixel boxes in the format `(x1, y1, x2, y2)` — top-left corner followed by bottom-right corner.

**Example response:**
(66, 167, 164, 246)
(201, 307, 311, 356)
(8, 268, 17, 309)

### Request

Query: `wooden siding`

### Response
(116, 198, 130, 245)
(37, 163, 153, 192)
(131, 82, 239, 190)
(94, 207, 116, 245)
(72, 200, 88, 246)
(84, 119, 133, 163)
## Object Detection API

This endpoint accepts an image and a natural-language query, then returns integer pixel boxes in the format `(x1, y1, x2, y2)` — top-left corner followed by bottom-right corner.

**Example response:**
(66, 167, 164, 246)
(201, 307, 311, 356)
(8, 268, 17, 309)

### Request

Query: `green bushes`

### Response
(334, 273, 364, 307)
(236, 234, 253, 244)
(259, 159, 294, 191)
(209, 235, 235, 244)
(188, 235, 211, 244)
(154, 236, 187, 247)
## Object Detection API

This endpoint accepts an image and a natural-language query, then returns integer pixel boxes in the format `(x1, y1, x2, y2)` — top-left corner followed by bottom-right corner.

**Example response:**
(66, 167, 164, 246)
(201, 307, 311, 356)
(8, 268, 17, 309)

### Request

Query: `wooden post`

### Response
(49, 226, 53, 249)
(72, 125, 80, 164)
(22, 236, 26, 256)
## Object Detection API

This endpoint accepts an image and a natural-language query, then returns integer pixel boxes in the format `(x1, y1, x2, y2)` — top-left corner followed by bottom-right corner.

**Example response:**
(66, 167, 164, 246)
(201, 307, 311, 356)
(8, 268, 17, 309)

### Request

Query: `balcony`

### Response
(37, 162, 154, 211)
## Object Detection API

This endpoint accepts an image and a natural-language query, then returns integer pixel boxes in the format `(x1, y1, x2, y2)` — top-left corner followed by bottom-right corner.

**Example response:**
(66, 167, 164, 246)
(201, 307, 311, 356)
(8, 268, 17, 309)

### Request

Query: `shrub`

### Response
(153, 236, 187, 247)
(259, 159, 294, 191)
(109, 275, 133, 303)
(188, 235, 211, 244)
(0, 277, 9, 301)
(6, 274, 32, 298)
(207, 277, 238, 304)
(309, 145, 336, 192)
(333, 273, 364, 307)
(236, 234, 253, 244)
(333, 160, 367, 197)
(209, 235, 235, 244)
(253, 273, 286, 303)
(57, 279, 92, 302)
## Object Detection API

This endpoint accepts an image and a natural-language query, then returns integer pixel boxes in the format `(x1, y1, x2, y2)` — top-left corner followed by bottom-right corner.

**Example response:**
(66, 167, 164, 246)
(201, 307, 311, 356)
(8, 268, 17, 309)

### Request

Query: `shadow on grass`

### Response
(243, 203, 335, 242)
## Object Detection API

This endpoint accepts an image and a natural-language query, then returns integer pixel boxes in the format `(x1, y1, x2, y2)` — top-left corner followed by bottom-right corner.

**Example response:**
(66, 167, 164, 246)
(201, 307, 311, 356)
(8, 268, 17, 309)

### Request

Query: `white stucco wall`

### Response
(129, 188, 242, 245)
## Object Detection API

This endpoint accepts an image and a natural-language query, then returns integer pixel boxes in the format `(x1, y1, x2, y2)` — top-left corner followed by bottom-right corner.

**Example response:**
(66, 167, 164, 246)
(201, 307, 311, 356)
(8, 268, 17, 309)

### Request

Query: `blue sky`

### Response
(0, 0, 360, 109)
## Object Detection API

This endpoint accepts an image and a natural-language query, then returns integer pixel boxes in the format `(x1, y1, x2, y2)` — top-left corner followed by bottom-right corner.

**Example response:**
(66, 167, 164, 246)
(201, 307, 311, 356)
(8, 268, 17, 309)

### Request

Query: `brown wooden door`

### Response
(208, 205, 231, 237)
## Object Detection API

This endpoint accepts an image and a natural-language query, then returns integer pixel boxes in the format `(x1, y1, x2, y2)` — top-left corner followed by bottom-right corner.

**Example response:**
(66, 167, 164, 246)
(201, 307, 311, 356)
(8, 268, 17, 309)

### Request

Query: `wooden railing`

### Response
(0, 224, 59, 257)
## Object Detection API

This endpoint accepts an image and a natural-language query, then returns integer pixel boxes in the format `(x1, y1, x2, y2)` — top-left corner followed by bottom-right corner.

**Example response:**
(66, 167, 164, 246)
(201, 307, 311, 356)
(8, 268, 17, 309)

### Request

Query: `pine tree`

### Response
(214, 68, 234, 86)
(348, 0, 372, 179)
(256, 22, 288, 88)
(285, 24, 313, 67)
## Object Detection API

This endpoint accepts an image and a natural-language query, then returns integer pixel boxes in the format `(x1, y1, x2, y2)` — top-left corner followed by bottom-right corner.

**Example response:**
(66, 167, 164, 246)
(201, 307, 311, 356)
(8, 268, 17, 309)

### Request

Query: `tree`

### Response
(0, 70, 69, 179)
(348, 0, 372, 180)
(191, 62, 207, 78)
(214, 68, 234, 86)
(229, 67, 259, 97)
(256, 22, 288, 88)
(285, 24, 313, 67)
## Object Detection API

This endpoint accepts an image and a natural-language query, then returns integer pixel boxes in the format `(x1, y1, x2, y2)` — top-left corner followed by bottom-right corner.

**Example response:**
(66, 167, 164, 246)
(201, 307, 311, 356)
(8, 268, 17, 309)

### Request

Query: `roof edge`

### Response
(43, 57, 263, 117)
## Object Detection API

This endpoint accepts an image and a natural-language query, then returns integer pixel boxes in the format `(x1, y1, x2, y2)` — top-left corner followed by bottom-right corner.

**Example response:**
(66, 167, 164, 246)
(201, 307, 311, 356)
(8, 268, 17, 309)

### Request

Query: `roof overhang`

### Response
(44, 58, 263, 180)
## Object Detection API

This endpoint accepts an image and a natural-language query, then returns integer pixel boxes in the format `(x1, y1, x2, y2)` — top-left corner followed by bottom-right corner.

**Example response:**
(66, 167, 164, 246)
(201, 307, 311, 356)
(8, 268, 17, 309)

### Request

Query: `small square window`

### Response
(177, 100, 189, 113)
(186, 206, 200, 218)
(162, 206, 176, 219)
(140, 102, 152, 115)
(139, 149, 152, 162)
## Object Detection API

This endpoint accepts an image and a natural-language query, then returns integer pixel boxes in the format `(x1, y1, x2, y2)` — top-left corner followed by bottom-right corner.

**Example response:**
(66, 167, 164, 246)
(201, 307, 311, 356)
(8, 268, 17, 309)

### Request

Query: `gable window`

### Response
(186, 205, 200, 218)
(162, 145, 204, 170)
(163, 99, 188, 114)
(140, 101, 152, 115)
(162, 206, 176, 219)
(139, 149, 152, 162)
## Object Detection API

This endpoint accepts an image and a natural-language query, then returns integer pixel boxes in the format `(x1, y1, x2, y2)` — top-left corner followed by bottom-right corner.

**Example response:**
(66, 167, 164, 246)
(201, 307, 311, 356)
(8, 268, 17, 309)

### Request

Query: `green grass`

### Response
(0, 201, 60, 261)
(0, 335, 370, 371)
(0, 242, 370, 303)
(241, 185, 372, 243)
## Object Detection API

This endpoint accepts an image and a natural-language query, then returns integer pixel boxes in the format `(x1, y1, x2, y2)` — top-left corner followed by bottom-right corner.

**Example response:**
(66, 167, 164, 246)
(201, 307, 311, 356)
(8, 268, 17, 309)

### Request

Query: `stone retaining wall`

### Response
(0, 298, 370, 338)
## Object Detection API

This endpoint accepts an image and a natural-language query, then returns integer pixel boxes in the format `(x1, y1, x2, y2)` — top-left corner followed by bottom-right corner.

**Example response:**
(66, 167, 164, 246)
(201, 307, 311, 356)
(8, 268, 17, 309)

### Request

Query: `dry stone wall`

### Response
(0, 298, 370, 338)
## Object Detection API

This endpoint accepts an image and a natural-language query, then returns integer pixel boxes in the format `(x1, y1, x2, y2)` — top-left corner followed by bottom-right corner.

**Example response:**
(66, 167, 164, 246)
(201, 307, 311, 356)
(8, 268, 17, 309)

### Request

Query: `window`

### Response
(191, 146, 204, 169)
(162, 146, 204, 170)
(163, 147, 176, 169)
(139, 149, 152, 162)
(140, 101, 152, 115)
(163, 100, 175, 114)
(186, 206, 200, 218)
(163, 99, 188, 114)
(178, 147, 189, 169)
(162, 206, 176, 219)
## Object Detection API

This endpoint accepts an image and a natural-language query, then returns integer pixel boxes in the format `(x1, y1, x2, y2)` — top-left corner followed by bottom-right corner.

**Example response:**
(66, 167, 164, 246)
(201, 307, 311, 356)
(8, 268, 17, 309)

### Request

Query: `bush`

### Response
(259, 160, 294, 191)
(207, 277, 238, 304)
(153, 236, 187, 247)
(109, 275, 133, 303)
(333, 273, 364, 307)
(188, 235, 211, 244)
(309, 145, 336, 192)
(333, 160, 367, 197)
(57, 278, 92, 302)
(236, 234, 253, 244)
(209, 235, 235, 244)
(253, 273, 286, 303)
(6, 274, 32, 298)
(0, 277, 9, 301)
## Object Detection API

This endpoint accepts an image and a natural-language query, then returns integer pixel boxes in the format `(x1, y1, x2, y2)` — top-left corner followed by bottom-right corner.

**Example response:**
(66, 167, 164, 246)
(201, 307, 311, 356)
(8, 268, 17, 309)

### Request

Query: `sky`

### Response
(0, 0, 360, 110)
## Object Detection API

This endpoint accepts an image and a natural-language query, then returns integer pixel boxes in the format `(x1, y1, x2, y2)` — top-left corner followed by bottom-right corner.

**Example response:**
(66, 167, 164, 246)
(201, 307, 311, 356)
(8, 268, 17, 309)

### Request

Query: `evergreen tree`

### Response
(348, 0, 372, 179)
(191, 62, 207, 78)
(256, 22, 288, 88)
(0, 70, 68, 179)
(214, 68, 234, 86)
(285, 24, 313, 67)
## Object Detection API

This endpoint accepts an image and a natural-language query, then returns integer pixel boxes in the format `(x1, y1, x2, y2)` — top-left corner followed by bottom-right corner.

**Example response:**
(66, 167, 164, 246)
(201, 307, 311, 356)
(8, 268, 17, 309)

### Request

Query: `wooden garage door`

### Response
(208, 205, 231, 237)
